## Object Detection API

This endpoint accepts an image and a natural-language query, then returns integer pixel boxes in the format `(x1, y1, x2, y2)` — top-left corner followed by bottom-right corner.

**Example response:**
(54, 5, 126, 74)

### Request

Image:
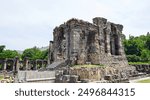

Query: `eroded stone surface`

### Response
(48, 17, 128, 68)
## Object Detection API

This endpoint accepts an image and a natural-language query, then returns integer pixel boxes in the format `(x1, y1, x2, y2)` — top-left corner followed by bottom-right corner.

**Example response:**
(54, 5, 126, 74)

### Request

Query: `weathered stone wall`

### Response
(69, 68, 101, 81)
(16, 71, 55, 83)
(69, 66, 141, 83)
(54, 65, 138, 83)
(0, 58, 48, 72)
(68, 67, 119, 81)
(48, 17, 128, 67)
(131, 64, 150, 74)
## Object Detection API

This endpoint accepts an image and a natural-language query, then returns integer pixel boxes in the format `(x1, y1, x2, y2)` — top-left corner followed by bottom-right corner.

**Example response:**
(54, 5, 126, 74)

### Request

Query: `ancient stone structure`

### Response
(1, 17, 150, 83)
(0, 58, 48, 72)
(0, 58, 51, 83)
(131, 64, 150, 74)
(48, 17, 128, 68)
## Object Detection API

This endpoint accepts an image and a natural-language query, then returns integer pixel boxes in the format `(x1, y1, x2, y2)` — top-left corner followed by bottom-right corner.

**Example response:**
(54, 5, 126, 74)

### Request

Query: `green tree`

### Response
(141, 49, 150, 62)
(41, 49, 48, 60)
(0, 45, 5, 53)
(0, 50, 20, 59)
(145, 37, 150, 50)
(124, 34, 150, 63)
(22, 47, 43, 60)
(126, 55, 141, 62)
(124, 39, 143, 56)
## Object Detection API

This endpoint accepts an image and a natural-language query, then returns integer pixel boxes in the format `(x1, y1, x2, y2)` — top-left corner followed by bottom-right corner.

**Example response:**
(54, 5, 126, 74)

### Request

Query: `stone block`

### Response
(62, 75, 70, 83)
(69, 75, 78, 83)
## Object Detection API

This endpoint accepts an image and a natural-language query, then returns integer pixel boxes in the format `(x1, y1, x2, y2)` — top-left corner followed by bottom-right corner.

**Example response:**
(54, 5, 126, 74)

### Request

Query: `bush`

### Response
(126, 55, 141, 62)
(141, 49, 150, 62)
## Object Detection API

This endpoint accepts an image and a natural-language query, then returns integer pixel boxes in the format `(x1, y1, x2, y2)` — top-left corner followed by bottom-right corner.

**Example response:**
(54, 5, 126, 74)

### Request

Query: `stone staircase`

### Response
(46, 60, 68, 69)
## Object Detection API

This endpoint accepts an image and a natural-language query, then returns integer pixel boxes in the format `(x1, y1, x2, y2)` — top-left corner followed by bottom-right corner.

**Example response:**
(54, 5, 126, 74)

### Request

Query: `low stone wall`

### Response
(16, 71, 55, 83)
(130, 64, 150, 74)
(54, 65, 140, 83)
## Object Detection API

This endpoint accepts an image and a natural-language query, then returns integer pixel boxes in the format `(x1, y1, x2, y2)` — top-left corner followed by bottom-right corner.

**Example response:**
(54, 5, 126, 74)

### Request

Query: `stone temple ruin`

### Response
(47, 17, 146, 83)
(0, 17, 150, 83)
(48, 17, 128, 67)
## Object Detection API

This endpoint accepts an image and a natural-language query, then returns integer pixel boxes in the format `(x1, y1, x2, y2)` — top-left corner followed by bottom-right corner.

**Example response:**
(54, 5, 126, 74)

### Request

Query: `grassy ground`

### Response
(71, 64, 105, 68)
(0, 75, 4, 80)
(129, 62, 150, 65)
(137, 79, 150, 83)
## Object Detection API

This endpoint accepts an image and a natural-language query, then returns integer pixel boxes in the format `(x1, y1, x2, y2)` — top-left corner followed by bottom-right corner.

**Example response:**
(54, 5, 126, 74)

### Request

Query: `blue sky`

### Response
(0, 0, 150, 50)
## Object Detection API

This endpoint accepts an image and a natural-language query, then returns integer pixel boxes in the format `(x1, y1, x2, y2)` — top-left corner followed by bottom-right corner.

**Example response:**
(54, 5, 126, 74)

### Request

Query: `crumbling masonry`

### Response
(48, 17, 128, 68)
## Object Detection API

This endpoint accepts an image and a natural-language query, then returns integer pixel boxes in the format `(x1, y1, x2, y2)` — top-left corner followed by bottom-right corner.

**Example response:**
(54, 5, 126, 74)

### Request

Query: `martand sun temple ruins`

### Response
(1, 17, 150, 83)
(48, 17, 128, 67)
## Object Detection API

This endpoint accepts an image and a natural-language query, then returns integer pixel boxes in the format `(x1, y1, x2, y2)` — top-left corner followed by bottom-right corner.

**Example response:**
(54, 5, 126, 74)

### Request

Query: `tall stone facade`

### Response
(48, 17, 128, 67)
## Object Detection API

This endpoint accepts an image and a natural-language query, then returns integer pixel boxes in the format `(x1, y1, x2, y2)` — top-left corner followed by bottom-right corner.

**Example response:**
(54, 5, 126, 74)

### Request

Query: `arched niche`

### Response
(110, 24, 120, 55)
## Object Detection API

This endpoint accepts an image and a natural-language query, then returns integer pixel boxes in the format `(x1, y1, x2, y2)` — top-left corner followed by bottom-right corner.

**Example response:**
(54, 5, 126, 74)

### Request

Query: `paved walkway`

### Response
(129, 77, 150, 83)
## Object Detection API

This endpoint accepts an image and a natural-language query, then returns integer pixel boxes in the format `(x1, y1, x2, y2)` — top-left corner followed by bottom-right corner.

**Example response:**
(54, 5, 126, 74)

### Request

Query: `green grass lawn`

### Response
(129, 62, 150, 65)
(137, 79, 150, 83)
(0, 75, 4, 80)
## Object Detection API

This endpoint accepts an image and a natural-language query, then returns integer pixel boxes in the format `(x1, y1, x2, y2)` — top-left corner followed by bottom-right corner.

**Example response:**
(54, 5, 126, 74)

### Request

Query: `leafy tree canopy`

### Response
(22, 47, 48, 60)
(0, 45, 20, 59)
(123, 33, 150, 63)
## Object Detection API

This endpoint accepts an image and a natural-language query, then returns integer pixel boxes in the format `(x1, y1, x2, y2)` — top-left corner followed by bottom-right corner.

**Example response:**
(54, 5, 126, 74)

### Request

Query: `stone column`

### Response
(117, 35, 126, 56)
(105, 22, 111, 55)
(12, 59, 16, 72)
(15, 57, 20, 72)
(3, 59, 7, 78)
(3, 59, 7, 71)
(48, 41, 53, 64)
(71, 29, 81, 65)
(24, 57, 29, 70)
(35, 60, 37, 70)
(93, 17, 107, 54)
(116, 24, 124, 55)
(118, 36, 122, 55)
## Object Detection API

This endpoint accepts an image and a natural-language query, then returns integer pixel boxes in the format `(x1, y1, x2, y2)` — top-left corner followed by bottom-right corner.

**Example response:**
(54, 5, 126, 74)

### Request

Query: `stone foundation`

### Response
(55, 65, 139, 83)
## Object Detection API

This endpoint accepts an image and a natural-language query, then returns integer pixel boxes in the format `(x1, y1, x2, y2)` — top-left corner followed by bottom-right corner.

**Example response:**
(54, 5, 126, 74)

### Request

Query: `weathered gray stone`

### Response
(69, 75, 78, 83)
(48, 17, 128, 67)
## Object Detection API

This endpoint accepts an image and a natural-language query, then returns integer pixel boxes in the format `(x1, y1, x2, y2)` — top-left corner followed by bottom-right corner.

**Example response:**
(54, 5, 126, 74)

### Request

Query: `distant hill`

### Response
(16, 46, 49, 54)
(38, 46, 49, 51)
(16, 50, 23, 54)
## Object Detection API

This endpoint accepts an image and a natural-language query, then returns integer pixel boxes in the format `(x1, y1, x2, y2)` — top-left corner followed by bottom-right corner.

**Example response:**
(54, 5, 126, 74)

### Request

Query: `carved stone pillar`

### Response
(15, 57, 20, 72)
(3, 59, 7, 71)
(116, 24, 124, 55)
(118, 36, 122, 55)
(24, 57, 29, 70)
(35, 60, 37, 70)
(93, 17, 107, 54)
(48, 41, 53, 64)
(105, 22, 111, 55)
(12, 59, 16, 72)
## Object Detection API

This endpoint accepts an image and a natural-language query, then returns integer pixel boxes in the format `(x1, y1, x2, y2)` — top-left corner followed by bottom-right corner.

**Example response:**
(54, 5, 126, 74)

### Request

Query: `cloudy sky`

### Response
(0, 0, 150, 50)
